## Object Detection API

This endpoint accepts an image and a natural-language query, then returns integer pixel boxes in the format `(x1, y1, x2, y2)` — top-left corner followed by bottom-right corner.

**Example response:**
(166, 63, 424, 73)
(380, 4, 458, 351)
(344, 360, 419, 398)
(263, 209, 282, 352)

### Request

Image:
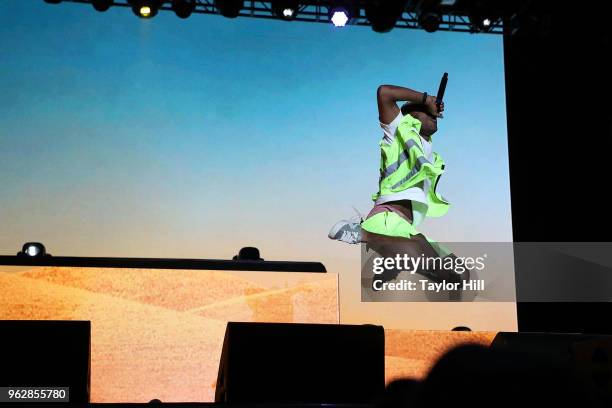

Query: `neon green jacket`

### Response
(372, 113, 450, 218)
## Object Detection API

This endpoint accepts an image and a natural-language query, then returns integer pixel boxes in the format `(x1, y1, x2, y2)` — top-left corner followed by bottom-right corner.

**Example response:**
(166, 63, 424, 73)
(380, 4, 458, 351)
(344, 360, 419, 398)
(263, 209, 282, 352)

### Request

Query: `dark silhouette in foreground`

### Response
(379, 344, 600, 408)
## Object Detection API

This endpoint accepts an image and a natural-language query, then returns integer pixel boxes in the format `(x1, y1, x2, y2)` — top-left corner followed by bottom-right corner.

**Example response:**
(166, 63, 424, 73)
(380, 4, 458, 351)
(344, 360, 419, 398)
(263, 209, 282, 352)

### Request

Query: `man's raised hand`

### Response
(425, 95, 444, 118)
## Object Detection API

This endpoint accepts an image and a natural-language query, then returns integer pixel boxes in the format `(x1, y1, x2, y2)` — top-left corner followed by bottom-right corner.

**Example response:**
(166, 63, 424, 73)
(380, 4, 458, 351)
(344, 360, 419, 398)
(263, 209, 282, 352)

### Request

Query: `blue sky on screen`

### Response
(0, 1, 511, 264)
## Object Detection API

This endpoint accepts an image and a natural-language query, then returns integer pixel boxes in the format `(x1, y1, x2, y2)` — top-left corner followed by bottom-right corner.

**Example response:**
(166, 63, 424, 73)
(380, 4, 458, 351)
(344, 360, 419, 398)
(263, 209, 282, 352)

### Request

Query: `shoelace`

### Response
(341, 230, 360, 243)
(350, 206, 364, 223)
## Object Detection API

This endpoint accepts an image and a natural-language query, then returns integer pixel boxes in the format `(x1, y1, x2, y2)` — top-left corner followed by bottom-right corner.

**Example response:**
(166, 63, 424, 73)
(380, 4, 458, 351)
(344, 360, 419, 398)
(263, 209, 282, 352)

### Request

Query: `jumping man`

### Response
(329, 83, 468, 284)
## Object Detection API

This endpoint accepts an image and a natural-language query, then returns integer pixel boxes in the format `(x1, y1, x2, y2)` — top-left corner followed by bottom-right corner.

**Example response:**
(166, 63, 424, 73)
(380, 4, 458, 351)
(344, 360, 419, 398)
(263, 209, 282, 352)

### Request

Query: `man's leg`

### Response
(410, 234, 471, 283)
(363, 229, 470, 284)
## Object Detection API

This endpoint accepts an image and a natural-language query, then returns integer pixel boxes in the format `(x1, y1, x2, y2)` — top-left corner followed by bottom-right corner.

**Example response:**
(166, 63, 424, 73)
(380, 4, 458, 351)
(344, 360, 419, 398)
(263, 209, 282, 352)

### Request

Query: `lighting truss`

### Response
(49, 0, 504, 34)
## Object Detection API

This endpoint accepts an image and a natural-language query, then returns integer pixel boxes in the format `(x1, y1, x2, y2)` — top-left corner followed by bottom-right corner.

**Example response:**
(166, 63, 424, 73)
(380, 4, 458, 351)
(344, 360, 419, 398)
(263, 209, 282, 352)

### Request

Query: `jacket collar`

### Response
(399, 113, 422, 134)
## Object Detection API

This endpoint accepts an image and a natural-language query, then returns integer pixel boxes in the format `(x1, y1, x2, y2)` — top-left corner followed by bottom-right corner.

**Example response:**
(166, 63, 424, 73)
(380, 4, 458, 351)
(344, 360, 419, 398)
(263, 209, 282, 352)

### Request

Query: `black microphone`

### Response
(436, 72, 448, 112)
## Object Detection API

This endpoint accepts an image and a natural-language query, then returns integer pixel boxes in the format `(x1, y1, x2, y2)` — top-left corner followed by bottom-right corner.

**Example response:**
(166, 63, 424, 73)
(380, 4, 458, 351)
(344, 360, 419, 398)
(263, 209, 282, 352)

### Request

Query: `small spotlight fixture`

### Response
(469, 12, 497, 33)
(467, 1, 498, 33)
(271, 0, 299, 21)
(17, 242, 50, 258)
(328, 1, 356, 27)
(92, 0, 113, 12)
(232, 247, 264, 261)
(129, 0, 160, 18)
(418, 10, 440, 32)
(331, 9, 349, 27)
(215, 0, 244, 18)
(416, 0, 441, 33)
(365, 0, 407, 33)
(172, 0, 196, 19)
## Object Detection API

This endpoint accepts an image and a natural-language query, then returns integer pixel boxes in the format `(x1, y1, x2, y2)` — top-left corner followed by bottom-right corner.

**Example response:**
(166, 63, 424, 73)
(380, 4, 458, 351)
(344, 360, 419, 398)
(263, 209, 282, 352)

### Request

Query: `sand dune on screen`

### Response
(384, 329, 497, 381)
(1, 272, 229, 403)
(386, 356, 429, 381)
(1, 268, 339, 402)
(17, 267, 268, 311)
(189, 278, 338, 323)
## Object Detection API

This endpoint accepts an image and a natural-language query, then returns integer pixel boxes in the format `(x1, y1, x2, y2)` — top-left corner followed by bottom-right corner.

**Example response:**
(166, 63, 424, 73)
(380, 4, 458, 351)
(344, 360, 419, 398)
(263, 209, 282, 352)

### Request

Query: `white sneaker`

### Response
(328, 220, 362, 244)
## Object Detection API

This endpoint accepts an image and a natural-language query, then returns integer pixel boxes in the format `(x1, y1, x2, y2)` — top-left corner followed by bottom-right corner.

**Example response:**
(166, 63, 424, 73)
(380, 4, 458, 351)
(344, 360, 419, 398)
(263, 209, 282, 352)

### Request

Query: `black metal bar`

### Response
(15, 403, 374, 408)
(0, 255, 327, 272)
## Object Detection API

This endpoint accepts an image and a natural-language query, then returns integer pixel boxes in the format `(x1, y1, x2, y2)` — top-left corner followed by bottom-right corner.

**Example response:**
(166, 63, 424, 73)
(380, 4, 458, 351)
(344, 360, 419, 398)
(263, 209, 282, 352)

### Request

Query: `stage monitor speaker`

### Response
(0, 320, 91, 403)
(215, 322, 385, 403)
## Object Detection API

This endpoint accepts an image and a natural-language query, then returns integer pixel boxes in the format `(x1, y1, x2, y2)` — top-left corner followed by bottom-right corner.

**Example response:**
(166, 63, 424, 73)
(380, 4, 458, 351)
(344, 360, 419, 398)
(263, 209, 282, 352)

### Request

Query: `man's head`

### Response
(401, 102, 438, 138)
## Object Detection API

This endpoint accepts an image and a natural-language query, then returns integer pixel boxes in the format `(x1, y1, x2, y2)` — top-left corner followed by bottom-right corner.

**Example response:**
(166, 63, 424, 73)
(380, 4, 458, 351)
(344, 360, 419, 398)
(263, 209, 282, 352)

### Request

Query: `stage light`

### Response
(417, 9, 440, 32)
(129, 0, 160, 18)
(233, 247, 264, 261)
(469, 13, 497, 32)
(328, 1, 356, 27)
(172, 0, 196, 19)
(92, 0, 113, 12)
(271, 0, 299, 21)
(467, 1, 498, 33)
(140, 6, 152, 16)
(415, 0, 440, 33)
(214, 0, 244, 18)
(328, 1, 357, 27)
(17, 242, 49, 258)
(330, 9, 349, 26)
(365, 0, 407, 33)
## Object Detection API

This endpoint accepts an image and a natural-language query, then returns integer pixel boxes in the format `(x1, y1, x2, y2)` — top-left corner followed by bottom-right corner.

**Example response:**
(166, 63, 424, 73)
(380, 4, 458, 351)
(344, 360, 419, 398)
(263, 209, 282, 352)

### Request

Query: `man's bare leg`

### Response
(363, 229, 470, 284)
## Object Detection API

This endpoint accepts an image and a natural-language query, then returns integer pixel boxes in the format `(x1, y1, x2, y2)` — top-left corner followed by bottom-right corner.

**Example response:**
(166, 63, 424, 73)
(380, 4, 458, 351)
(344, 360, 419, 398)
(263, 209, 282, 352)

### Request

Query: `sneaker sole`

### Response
(328, 220, 349, 240)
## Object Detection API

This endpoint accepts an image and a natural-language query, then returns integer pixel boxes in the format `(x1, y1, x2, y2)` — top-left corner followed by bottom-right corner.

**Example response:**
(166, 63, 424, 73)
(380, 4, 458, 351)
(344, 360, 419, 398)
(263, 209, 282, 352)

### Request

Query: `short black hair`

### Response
(400, 102, 427, 116)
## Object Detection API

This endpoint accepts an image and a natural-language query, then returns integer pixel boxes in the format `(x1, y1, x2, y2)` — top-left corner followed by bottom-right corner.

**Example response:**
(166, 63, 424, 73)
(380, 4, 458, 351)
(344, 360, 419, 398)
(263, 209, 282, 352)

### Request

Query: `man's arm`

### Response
(376, 84, 438, 124)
